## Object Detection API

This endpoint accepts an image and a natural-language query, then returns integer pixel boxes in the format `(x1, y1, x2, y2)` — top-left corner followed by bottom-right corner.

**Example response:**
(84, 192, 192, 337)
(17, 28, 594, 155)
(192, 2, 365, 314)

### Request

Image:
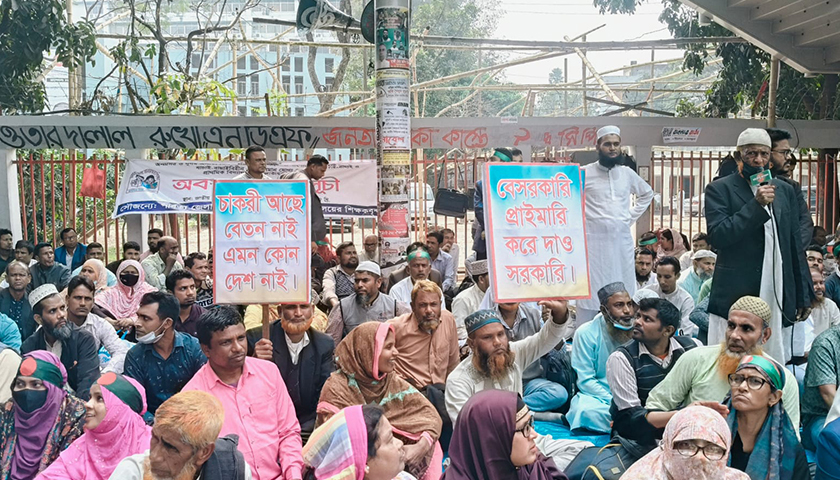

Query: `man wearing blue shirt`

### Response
(54, 227, 87, 271)
(124, 291, 206, 421)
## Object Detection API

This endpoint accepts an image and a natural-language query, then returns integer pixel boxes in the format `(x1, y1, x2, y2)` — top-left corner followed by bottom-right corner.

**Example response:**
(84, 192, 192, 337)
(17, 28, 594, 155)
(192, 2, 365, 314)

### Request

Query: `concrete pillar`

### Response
(635, 145, 653, 240)
(124, 150, 151, 250)
(0, 149, 23, 240)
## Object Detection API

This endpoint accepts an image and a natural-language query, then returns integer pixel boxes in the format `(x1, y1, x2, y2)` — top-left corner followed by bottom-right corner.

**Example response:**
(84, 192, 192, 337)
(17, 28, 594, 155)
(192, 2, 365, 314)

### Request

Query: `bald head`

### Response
(363, 235, 379, 256)
(158, 236, 180, 260)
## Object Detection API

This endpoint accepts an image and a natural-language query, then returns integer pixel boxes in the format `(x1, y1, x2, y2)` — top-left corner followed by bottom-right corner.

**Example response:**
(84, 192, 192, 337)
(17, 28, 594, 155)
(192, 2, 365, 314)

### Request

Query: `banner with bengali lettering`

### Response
(113, 159, 378, 218)
(484, 163, 590, 303)
(213, 180, 311, 305)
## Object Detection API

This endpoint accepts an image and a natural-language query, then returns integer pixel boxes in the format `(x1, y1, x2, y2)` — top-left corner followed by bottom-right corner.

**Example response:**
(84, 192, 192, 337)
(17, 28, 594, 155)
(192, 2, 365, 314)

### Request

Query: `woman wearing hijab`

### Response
(78, 259, 111, 296)
(304, 404, 411, 480)
(620, 405, 749, 480)
(725, 355, 810, 480)
(443, 390, 567, 480)
(94, 260, 157, 331)
(0, 351, 86, 480)
(656, 228, 688, 260)
(318, 322, 442, 480)
(36, 372, 152, 480)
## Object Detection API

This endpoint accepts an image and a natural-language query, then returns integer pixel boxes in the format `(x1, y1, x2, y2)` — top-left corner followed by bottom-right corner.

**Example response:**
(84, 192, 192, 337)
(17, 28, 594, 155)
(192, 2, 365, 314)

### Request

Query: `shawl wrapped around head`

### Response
(657, 228, 688, 259)
(303, 405, 369, 480)
(11, 351, 70, 480)
(94, 260, 157, 320)
(83, 259, 110, 294)
(37, 372, 152, 480)
(725, 355, 799, 480)
(621, 406, 750, 480)
(443, 390, 567, 480)
(317, 321, 441, 477)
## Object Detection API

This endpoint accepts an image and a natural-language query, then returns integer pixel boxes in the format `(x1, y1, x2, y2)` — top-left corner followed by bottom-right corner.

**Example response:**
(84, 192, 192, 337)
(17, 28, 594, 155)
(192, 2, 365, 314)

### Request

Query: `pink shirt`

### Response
(183, 357, 303, 480)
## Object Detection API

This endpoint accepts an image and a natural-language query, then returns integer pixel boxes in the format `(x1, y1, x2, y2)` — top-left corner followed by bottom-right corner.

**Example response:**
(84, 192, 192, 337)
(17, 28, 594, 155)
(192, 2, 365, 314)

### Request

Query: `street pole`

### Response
(375, 0, 412, 271)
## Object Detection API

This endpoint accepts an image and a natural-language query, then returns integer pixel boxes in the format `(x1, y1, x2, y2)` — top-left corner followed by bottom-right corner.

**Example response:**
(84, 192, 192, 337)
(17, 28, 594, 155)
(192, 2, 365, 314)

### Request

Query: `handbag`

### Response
(433, 157, 468, 218)
(563, 436, 646, 480)
(81, 162, 106, 199)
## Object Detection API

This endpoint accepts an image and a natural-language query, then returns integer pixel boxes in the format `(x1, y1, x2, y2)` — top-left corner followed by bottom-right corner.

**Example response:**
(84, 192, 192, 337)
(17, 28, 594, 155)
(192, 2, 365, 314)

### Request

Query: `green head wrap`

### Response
(737, 355, 784, 391)
(17, 357, 64, 389)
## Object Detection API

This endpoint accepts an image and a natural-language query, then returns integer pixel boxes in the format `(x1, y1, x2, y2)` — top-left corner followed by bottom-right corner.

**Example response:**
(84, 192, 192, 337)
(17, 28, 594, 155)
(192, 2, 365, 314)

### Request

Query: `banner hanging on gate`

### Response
(213, 180, 311, 305)
(113, 159, 378, 218)
(484, 163, 591, 303)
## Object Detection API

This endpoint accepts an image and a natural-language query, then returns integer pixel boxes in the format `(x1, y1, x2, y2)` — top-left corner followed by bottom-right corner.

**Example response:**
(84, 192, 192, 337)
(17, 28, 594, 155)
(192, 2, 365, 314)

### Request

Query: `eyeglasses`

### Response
(671, 440, 727, 461)
(515, 416, 535, 438)
(728, 373, 769, 390)
(772, 149, 794, 157)
(743, 150, 771, 159)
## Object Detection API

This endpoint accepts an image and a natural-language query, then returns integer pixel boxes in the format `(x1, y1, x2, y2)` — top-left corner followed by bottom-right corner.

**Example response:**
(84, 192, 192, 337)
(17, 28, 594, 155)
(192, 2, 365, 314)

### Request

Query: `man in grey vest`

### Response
(325, 261, 410, 345)
(606, 295, 699, 450)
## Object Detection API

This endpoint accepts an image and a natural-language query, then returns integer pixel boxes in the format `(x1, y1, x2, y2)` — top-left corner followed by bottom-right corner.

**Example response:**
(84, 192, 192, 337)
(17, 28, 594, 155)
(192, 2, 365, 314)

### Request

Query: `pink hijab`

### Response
(94, 260, 156, 320)
(656, 228, 688, 259)
(36, 373, 152, 480)
(620, 406, 749, 480)
(81, 259, 110, 294)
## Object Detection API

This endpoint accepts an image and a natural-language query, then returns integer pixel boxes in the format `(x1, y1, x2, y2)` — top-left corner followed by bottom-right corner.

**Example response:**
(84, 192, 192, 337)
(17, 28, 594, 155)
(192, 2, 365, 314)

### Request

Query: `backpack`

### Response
(563, 436, 647, 480)
(541, 345, 577, 409)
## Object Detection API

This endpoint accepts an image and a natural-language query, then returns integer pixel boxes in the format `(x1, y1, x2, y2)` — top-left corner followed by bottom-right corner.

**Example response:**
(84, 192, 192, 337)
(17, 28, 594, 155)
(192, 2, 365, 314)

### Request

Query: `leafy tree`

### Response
(0, 0, 97, 113)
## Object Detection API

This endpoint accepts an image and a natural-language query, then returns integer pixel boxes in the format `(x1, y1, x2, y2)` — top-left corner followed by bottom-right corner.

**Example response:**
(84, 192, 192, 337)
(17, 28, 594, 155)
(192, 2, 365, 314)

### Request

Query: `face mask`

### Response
(740, 162, 765, 178)
(603, 309, 634, 331)
(136, 324, 167, 345)
(13, 389, 48, 413)
(120, 273, 140, 287)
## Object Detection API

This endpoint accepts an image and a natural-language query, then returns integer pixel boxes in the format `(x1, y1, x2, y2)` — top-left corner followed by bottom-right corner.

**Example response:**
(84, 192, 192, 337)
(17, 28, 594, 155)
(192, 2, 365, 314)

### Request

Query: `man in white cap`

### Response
(325, 260, 410, 345)
(678, 249, 717, 303)
(451, 259, 490, 345)
(704, 127, 814, 363)
(20, 283, 100, 400)
(577, 126, 654, 326)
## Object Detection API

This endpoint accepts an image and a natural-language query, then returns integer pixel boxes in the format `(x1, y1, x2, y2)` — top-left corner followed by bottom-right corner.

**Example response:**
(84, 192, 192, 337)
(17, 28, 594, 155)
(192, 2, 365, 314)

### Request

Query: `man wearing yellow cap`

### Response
(577, 126, 654, 325)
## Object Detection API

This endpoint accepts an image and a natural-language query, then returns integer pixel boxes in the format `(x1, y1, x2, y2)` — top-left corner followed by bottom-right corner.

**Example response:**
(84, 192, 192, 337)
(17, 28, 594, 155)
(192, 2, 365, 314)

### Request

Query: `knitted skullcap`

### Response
(729, 295, 771, 325)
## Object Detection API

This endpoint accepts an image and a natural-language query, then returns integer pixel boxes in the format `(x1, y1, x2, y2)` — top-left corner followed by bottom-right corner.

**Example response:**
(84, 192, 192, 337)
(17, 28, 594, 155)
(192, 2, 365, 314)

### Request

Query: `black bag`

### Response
(433, 157, 469, 217)
(541, 346, 577, 403)
(563, 436, 645, 480)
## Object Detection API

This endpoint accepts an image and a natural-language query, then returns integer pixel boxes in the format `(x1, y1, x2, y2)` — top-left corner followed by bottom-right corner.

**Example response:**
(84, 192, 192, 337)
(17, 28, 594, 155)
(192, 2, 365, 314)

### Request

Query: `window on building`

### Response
(282, 56, 290, 71)
(191, 53, 201, 70)
(237, 56, 246, 70)
(282, 75, 291, 94)
(238, 106, 247, 116)
(324, 58, 334, 73)
(294, 57, 303, 72)
(280, 0, 294, 12)
(294, 77, 304, 95)
(250, 55, 259, 70)
(237, 77, 246, 95)
(325, 77, 334, 91)
(295, 107, 305, 116)
(250, 75, 260, 95)
(251, 107, 261, 116)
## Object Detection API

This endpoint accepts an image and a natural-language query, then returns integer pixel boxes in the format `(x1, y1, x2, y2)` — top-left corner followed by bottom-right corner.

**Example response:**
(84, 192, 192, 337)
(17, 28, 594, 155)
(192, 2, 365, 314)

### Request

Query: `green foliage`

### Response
(0, 0, 97, 113)
(592, 0, 840, 119)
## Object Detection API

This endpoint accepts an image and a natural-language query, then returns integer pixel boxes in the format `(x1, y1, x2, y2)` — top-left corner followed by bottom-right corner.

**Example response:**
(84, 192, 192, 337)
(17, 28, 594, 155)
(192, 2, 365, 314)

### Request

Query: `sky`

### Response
(493, 0, 687, 84)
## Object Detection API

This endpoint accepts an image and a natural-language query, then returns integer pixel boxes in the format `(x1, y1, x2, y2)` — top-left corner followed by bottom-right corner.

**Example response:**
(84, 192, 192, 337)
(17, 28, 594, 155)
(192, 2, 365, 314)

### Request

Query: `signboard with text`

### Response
(114, 159, 377, 218)
(484, 163, 590, 303)
(213, 180, 311, 305)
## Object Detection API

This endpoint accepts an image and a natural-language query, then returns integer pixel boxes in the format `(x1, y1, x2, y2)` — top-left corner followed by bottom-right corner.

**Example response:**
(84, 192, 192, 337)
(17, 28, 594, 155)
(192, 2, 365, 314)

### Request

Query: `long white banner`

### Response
(113, 159, 378, 218)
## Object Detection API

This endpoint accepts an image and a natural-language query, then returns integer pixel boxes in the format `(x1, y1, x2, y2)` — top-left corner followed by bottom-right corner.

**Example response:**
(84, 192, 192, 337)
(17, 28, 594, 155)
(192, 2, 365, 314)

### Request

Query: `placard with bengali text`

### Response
(484, 163, 590, 303)
(213, 180, 311, 305)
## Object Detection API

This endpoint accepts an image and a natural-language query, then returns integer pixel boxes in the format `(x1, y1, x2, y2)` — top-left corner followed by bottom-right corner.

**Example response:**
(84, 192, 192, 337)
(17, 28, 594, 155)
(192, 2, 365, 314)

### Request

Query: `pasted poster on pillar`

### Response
(375, 6, 409, 70)
(375, 70, 411, 150)
(113, 159, 377, 218)
(213, 180, 311, 305)
(484, 163, 591, 303)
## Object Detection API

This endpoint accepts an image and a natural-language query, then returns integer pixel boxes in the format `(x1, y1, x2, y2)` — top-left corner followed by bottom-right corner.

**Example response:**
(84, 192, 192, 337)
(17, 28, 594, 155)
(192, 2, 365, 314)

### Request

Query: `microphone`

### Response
(749, 169, 773, 187)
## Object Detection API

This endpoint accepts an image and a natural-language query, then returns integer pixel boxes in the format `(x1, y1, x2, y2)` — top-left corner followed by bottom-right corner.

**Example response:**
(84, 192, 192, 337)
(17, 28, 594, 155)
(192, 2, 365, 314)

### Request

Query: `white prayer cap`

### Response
(356, 261, 381, 277)
(470, 260, 488, 276)
(632, 288, 659, 304)
(736, 128, 771, 148)
(596, 125, 621, 141)
(30, 283, 59, 309)
(691, 249, 717, 261)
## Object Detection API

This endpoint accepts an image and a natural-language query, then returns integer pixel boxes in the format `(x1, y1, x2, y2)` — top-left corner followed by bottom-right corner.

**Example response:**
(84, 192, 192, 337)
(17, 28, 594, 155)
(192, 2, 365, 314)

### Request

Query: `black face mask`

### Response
(13, 389, 48, 413)
(741, 162, 766, 179)
(120, 273, 140, 287)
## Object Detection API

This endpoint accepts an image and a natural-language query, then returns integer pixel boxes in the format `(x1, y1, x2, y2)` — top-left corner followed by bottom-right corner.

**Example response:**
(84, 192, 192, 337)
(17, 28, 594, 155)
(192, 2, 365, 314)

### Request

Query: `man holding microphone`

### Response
(704, 128, 813, 363)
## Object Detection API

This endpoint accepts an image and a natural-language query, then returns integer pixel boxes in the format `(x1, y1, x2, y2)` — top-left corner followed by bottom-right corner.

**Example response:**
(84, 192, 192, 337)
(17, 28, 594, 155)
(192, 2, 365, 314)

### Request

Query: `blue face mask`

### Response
(13, 388, 48, 413)
(603, 310, 634, 331)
